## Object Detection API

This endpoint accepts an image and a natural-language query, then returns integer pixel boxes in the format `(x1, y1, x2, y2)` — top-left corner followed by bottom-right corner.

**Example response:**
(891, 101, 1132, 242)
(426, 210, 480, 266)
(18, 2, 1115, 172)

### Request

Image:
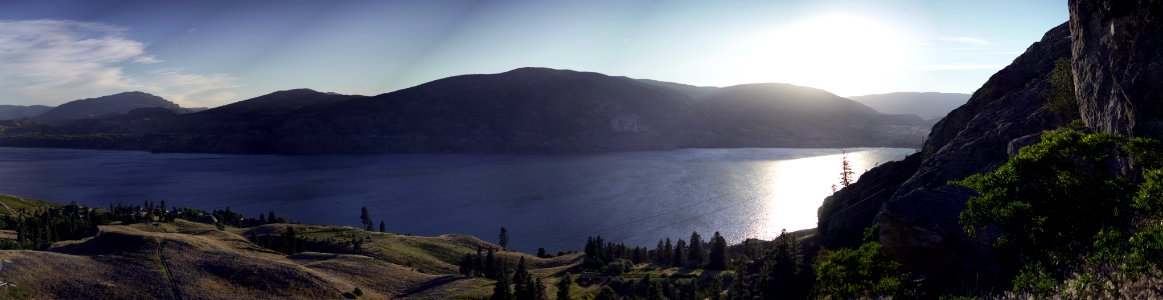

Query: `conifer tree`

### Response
(555, 273, 573, 300)
(360, 207, 373, 231)
(663, 239, 673, 267)
(513, 257, 531, 299)
(535, 277, 548, 300)
(490, 267, 513, 300)
(379, 221, 386, 233)
(839, 149, 854, 187)
(485, 248, 498, 279)
(688, 231, 706, 268)
(706, 231, 728, 270)
(499, 227, 509, 251)
(459, 254, 474, 276)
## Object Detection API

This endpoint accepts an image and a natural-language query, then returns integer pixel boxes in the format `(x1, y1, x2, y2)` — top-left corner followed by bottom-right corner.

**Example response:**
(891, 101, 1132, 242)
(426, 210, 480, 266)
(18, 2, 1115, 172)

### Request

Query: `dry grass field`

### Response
(0, 220, 583, 299)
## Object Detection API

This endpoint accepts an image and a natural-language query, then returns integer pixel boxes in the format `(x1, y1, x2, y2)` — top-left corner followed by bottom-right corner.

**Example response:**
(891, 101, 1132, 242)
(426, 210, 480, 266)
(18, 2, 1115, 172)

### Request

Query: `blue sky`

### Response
(0, 0, 1067, 107)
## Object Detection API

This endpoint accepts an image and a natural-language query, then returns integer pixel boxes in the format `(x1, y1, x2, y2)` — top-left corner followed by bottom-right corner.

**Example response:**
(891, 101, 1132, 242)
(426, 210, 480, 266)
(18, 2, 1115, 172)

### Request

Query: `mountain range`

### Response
(0, 68, 928, 154)
(848, 92, 970, 120)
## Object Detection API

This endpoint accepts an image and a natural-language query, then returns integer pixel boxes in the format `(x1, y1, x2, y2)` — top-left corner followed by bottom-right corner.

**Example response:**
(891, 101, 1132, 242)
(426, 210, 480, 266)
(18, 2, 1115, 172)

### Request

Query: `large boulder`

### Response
(1070, 0, 1163, 139)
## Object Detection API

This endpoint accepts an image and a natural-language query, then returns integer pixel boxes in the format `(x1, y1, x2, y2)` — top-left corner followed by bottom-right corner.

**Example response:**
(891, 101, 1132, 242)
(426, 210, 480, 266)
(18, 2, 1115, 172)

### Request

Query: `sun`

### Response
(721, 14, 917, 96)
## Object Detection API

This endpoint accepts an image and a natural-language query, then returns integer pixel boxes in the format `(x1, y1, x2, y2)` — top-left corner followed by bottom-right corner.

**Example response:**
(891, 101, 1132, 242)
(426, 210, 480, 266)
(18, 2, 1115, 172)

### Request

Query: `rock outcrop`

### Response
(820, 1, 1163, 291)
(815, 23, 1076, 292)
(816, 153, 921, 249)
(1070, 0, 1163, 139)
(877, 22, 1076, 290)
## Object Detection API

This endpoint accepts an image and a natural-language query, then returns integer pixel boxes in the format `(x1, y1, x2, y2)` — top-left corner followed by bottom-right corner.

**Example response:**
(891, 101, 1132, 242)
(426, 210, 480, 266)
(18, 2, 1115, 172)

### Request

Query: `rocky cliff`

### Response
(816, 22, 1076, 291)
(1070, 0, 1163, 139)
(818, 0, 1163, 292)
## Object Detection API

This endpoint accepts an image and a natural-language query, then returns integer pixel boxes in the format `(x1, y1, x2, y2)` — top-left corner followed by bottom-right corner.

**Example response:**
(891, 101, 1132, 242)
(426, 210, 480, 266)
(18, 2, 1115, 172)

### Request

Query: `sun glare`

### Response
(721, 14, 917, 96)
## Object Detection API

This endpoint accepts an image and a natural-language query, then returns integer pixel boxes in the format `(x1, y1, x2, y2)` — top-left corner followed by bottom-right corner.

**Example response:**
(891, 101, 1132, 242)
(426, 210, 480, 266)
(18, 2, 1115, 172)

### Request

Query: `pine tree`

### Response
(499, 227, 509, 251)
(459, 254, 474, 276)
(706, 231, 728, 270)
(663, 239, 673, 267)
(839, 149, 854, 187)
(490, 267, 513, 300)
(555, 273, 573, 300)
(654, 239, 665, 265)
(485, 248, 498, 279)
(535, 277, 548, 300)
(513, 257, 531, 299)
(379, 221, 386, 233)
(360, 207, 373, 231)
(475, 247, 486, 277)
(688, 231, 705, 268)
(672, 239, 687, 267)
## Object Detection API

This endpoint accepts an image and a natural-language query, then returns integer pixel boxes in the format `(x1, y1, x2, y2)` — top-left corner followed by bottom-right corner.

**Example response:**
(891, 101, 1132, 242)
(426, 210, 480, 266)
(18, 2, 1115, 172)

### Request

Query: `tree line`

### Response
(581, 231, 728, 274)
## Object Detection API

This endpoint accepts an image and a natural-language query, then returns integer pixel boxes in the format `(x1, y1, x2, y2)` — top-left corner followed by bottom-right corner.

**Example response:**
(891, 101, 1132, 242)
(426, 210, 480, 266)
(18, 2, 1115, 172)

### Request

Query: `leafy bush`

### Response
(956, 128, 1163, 291)
(815, 240, 915, 299)
(1047, 58, 1080, 118)
(957, 129, 1143, 271)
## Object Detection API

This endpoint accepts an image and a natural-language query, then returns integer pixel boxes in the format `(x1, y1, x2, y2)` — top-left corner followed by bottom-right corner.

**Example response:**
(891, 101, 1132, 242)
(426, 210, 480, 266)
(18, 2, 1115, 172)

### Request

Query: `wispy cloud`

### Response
(936, 36, 992, 46)
(914, 64, 1007, 71)
(0, 19, 238, 106)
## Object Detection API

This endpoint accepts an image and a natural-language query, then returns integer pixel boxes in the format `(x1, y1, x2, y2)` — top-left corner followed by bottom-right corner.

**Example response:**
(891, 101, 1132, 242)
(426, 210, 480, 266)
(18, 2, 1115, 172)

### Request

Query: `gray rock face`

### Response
(874, 23, 1075, 290)
(1070, 0, 1163, 139)
(816, 153, 920, 249)
(814, 23, 1076, 291)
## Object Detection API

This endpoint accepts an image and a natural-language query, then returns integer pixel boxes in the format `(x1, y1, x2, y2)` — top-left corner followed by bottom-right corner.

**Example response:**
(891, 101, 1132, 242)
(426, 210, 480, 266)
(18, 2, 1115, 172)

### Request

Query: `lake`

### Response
(0, 147, 913, 252)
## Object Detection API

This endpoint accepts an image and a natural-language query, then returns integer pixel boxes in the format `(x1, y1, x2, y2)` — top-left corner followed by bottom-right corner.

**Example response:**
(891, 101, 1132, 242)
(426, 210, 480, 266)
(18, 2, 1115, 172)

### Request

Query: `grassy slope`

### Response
(0, 220, 583, 299)
(0, 194, 57, 215)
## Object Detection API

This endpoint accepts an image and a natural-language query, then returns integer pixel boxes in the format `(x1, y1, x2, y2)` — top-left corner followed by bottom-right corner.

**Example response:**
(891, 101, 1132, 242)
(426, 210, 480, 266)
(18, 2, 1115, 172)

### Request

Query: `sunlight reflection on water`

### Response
(0, 147, 913, 251)
(752, 150, 896, 240)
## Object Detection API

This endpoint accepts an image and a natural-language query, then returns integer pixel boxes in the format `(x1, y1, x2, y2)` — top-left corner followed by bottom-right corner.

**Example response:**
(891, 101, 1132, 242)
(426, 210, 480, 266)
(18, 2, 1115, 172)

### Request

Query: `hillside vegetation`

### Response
(0, 214, 581, 299)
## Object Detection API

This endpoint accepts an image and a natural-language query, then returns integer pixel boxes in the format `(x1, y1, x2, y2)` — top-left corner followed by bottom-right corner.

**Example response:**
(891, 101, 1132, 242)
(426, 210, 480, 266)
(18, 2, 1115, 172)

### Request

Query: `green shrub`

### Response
(1012, 263, 1057, 295)
(956, 128, 1163, 292)
(1047, 58, 1080, 118)
(957, 129, 1139, 271)
(815, 241, 914, 299)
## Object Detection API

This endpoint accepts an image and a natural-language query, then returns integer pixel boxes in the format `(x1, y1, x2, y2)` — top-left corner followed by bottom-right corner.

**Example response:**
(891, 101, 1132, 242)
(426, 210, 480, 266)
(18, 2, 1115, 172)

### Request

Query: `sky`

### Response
(0, 0, 1068, 107)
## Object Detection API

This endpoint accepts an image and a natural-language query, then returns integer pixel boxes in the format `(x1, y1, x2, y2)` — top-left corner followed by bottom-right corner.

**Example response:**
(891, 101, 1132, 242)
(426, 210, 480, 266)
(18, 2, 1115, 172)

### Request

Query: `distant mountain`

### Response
(0, 68, 927, 153)
(0, 105, 52, 120)
(183, 107, 210, 114)
(155, 68, 695, 153)
(688, 83, 925, 147)
(635, 79, 720, 100)
(848, 92, 970, 120)
(33, 91, 187, 122)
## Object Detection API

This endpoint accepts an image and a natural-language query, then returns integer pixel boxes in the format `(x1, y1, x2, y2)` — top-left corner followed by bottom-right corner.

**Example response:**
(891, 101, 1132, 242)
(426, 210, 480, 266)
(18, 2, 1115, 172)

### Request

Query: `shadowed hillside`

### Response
(0, 68, 926, 154)
(0, 220, 581, 299)
(33, 92, 189, 122)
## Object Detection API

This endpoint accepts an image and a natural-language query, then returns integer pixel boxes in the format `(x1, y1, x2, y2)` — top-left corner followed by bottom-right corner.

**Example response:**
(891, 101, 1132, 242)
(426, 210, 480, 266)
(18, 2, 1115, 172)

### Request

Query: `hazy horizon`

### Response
(1, 0, 1064, 107)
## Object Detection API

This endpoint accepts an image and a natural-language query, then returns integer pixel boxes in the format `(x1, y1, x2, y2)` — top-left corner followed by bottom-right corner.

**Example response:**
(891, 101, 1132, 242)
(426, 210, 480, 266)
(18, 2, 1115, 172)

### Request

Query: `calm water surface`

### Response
(0, 147, 912, 252)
